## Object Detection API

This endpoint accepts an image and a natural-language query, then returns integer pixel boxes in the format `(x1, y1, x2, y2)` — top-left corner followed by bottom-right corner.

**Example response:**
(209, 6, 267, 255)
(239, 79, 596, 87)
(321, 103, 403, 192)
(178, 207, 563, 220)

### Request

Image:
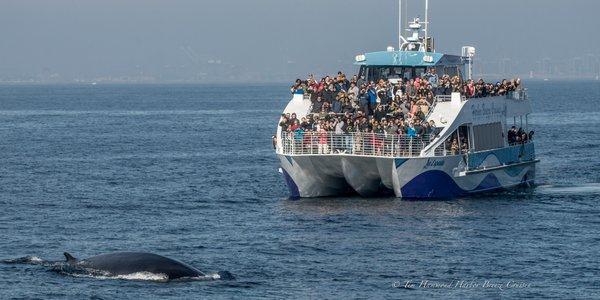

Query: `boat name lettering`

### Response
(471, 103, 507, 119)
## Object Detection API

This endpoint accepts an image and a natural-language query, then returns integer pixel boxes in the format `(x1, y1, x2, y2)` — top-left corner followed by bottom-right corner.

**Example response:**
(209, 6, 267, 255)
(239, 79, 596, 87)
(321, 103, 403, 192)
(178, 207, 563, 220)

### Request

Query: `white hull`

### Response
(279, 143, 536, 199)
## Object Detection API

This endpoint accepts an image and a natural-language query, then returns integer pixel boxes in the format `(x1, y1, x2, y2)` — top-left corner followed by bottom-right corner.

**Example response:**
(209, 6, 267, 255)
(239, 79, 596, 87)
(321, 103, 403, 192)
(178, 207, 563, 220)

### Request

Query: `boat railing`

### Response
(507, 88, 528, 100)
(434, 95, 452, 102)
(278, 132, 434, 157)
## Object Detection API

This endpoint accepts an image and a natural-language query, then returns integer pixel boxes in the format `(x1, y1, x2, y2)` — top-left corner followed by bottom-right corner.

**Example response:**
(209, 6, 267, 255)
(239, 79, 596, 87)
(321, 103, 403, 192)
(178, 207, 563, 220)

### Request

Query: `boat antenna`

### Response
(398, 0, 402, 49)
(424, 0, 429, 51)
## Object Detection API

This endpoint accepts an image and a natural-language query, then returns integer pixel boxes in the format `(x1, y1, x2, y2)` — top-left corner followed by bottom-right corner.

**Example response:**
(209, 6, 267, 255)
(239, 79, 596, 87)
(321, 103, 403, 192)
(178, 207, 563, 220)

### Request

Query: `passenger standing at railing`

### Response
(475, 79, 487, 98)
(291, 79, 304, 94)
(341, 117, 353, 153)
(422, 121, 434, 138)
(373, 125, 384, 156)
(333, 117, 344, 153)
(289, 119, 300, 132)
(451, 76, 462, 93)
(465, 80, 475, 98)
(451, 139, 460, 155)
(439, 75, 452, 95)
(508, 126, 517, 145)
(317, 126, 329, 154)
(461, 140, 469, 153)
(279, 114, 289, 132)
(293, 126, 304, 154)
(407, 123, 417, 138)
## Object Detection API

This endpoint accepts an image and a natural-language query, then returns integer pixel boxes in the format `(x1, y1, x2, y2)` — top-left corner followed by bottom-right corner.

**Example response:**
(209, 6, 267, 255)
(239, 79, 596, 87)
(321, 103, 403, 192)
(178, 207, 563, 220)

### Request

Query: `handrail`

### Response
(506, 88, 528, 100)
(278, 132, 434, 157)
(434, 95, 452, 102)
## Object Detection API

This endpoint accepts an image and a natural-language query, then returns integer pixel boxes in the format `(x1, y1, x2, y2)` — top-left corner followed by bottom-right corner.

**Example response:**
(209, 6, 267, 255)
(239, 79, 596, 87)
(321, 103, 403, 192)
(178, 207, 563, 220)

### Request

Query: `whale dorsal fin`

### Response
(64, 252, 77, 263)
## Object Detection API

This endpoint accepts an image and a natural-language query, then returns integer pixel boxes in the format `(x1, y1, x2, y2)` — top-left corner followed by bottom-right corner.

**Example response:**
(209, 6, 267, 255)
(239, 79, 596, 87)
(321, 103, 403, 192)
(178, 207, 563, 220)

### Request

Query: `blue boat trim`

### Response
(400, 170, 507, 199)
(281, 168, 300, 199)
(467, 144, 535, 169)
(395, 158, 408, 169)
(354, 51, 463, 67)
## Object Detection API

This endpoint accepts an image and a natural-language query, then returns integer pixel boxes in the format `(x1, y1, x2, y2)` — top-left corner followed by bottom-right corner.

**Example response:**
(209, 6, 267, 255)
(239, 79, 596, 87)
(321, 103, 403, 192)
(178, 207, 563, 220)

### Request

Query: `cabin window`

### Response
(363, 66, 432, 82)
(380, 67, 404, 80)
(443, 66, 459, 78)
(472, 122, 504, 151)
(358, 66, 367, 80)
(414, 67, 427, 78)
(440, 125, 471, 155)
(363, 65, 466, 83)
(435, 66, 445, 77)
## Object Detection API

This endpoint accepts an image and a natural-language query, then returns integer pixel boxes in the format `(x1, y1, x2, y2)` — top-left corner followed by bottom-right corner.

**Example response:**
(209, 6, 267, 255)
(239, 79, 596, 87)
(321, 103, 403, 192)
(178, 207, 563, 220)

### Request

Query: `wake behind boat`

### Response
(274, 0, 538, 199)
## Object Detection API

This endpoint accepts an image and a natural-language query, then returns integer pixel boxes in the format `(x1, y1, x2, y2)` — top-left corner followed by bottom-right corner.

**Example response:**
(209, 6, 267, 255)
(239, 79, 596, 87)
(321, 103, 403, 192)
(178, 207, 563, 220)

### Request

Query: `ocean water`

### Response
(0, 81, 599, 299)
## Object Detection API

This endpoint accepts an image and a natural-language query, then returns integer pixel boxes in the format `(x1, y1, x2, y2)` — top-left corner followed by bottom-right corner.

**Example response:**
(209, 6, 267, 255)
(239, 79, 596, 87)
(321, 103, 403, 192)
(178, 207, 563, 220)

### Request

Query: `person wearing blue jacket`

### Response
(367, 85, 377, 115)
(293, 127, 305, 154)
(407, 123, 417, 138)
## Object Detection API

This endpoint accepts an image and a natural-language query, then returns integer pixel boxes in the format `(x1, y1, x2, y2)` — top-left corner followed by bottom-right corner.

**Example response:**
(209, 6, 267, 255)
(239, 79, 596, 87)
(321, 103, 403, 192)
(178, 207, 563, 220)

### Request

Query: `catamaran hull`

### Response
(279, 144, 536, 199)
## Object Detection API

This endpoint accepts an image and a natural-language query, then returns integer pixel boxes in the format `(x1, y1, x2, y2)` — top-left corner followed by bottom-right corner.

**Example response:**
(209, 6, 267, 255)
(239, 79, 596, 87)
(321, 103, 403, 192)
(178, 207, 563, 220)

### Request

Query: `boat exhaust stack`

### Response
(462, 46, 476, 80)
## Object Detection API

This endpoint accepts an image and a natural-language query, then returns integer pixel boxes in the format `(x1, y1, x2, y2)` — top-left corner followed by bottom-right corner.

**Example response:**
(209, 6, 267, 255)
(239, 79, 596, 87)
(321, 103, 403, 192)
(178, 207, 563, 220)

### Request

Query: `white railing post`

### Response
(310, 131, 315, 154)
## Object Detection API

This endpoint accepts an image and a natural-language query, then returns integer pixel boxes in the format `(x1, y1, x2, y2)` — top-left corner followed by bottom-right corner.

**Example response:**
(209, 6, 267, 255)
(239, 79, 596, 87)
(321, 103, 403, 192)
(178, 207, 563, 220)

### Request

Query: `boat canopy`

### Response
(354, 50, 467, 82)
(354, 50, 464, 68)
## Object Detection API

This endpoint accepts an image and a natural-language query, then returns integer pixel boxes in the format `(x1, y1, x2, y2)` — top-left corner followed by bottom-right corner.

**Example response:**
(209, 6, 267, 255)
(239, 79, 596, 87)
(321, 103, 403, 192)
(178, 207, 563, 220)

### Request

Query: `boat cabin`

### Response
(355, 50, 465, 83)
(354, 17, 468, 83)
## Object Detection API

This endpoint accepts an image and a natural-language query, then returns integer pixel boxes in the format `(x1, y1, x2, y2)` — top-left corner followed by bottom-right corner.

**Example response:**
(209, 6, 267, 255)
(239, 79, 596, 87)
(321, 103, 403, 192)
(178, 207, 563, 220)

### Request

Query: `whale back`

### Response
(74, 252, 204, 279)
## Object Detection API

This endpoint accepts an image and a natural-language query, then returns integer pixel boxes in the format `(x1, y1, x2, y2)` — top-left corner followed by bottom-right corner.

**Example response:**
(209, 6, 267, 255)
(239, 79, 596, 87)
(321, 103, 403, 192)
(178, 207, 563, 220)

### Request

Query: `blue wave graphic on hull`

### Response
(468, 144, 535, 170)
(400, 170, 505, 199)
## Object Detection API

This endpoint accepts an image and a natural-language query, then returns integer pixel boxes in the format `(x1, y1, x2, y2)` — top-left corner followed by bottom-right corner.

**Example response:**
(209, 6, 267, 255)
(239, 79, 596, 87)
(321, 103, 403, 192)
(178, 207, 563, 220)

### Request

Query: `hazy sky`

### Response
(1, 0, 599, 81)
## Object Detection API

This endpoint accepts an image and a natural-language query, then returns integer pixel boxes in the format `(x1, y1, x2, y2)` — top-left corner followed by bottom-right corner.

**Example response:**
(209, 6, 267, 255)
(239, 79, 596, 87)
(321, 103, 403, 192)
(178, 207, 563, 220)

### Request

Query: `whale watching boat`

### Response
(275, 0, 538, 199)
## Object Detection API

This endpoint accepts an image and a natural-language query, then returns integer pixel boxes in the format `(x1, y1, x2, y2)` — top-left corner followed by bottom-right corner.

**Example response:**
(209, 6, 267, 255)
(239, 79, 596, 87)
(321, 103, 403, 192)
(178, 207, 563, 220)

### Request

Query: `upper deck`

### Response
(278, 90, 532, 159)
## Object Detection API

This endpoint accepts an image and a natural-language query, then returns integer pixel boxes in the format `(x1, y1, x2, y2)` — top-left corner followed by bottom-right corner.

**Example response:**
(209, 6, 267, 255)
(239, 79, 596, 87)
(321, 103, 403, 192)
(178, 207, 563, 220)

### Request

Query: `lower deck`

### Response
(279, 143, 537, 199)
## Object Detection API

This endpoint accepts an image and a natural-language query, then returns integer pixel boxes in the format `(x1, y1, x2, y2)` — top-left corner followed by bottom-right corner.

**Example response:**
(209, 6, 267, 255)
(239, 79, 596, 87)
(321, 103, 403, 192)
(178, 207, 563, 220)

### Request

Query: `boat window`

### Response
(364, 67, 403, 82)
(364, 66, 431, 82)
(378, 67, 403, 80)
(444, 66, 459, 78)
(367, 67, 377, 82)
(414, 67, 427, 78)
(472, 122, 504, 151)
(435, 66, 445, 77)
(358, 66, 367, 80)
(458, 125, 471, 152)
(442, 125, 471, 155)
(406, 43, 421, 51)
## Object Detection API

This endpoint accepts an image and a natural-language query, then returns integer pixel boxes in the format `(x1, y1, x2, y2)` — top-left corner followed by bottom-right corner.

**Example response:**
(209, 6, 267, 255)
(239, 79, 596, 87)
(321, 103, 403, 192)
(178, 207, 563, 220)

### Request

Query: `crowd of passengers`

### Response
(508, 126, 534, 145)
(277, 70, 530, 155)
(281, 70, 522, 138)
